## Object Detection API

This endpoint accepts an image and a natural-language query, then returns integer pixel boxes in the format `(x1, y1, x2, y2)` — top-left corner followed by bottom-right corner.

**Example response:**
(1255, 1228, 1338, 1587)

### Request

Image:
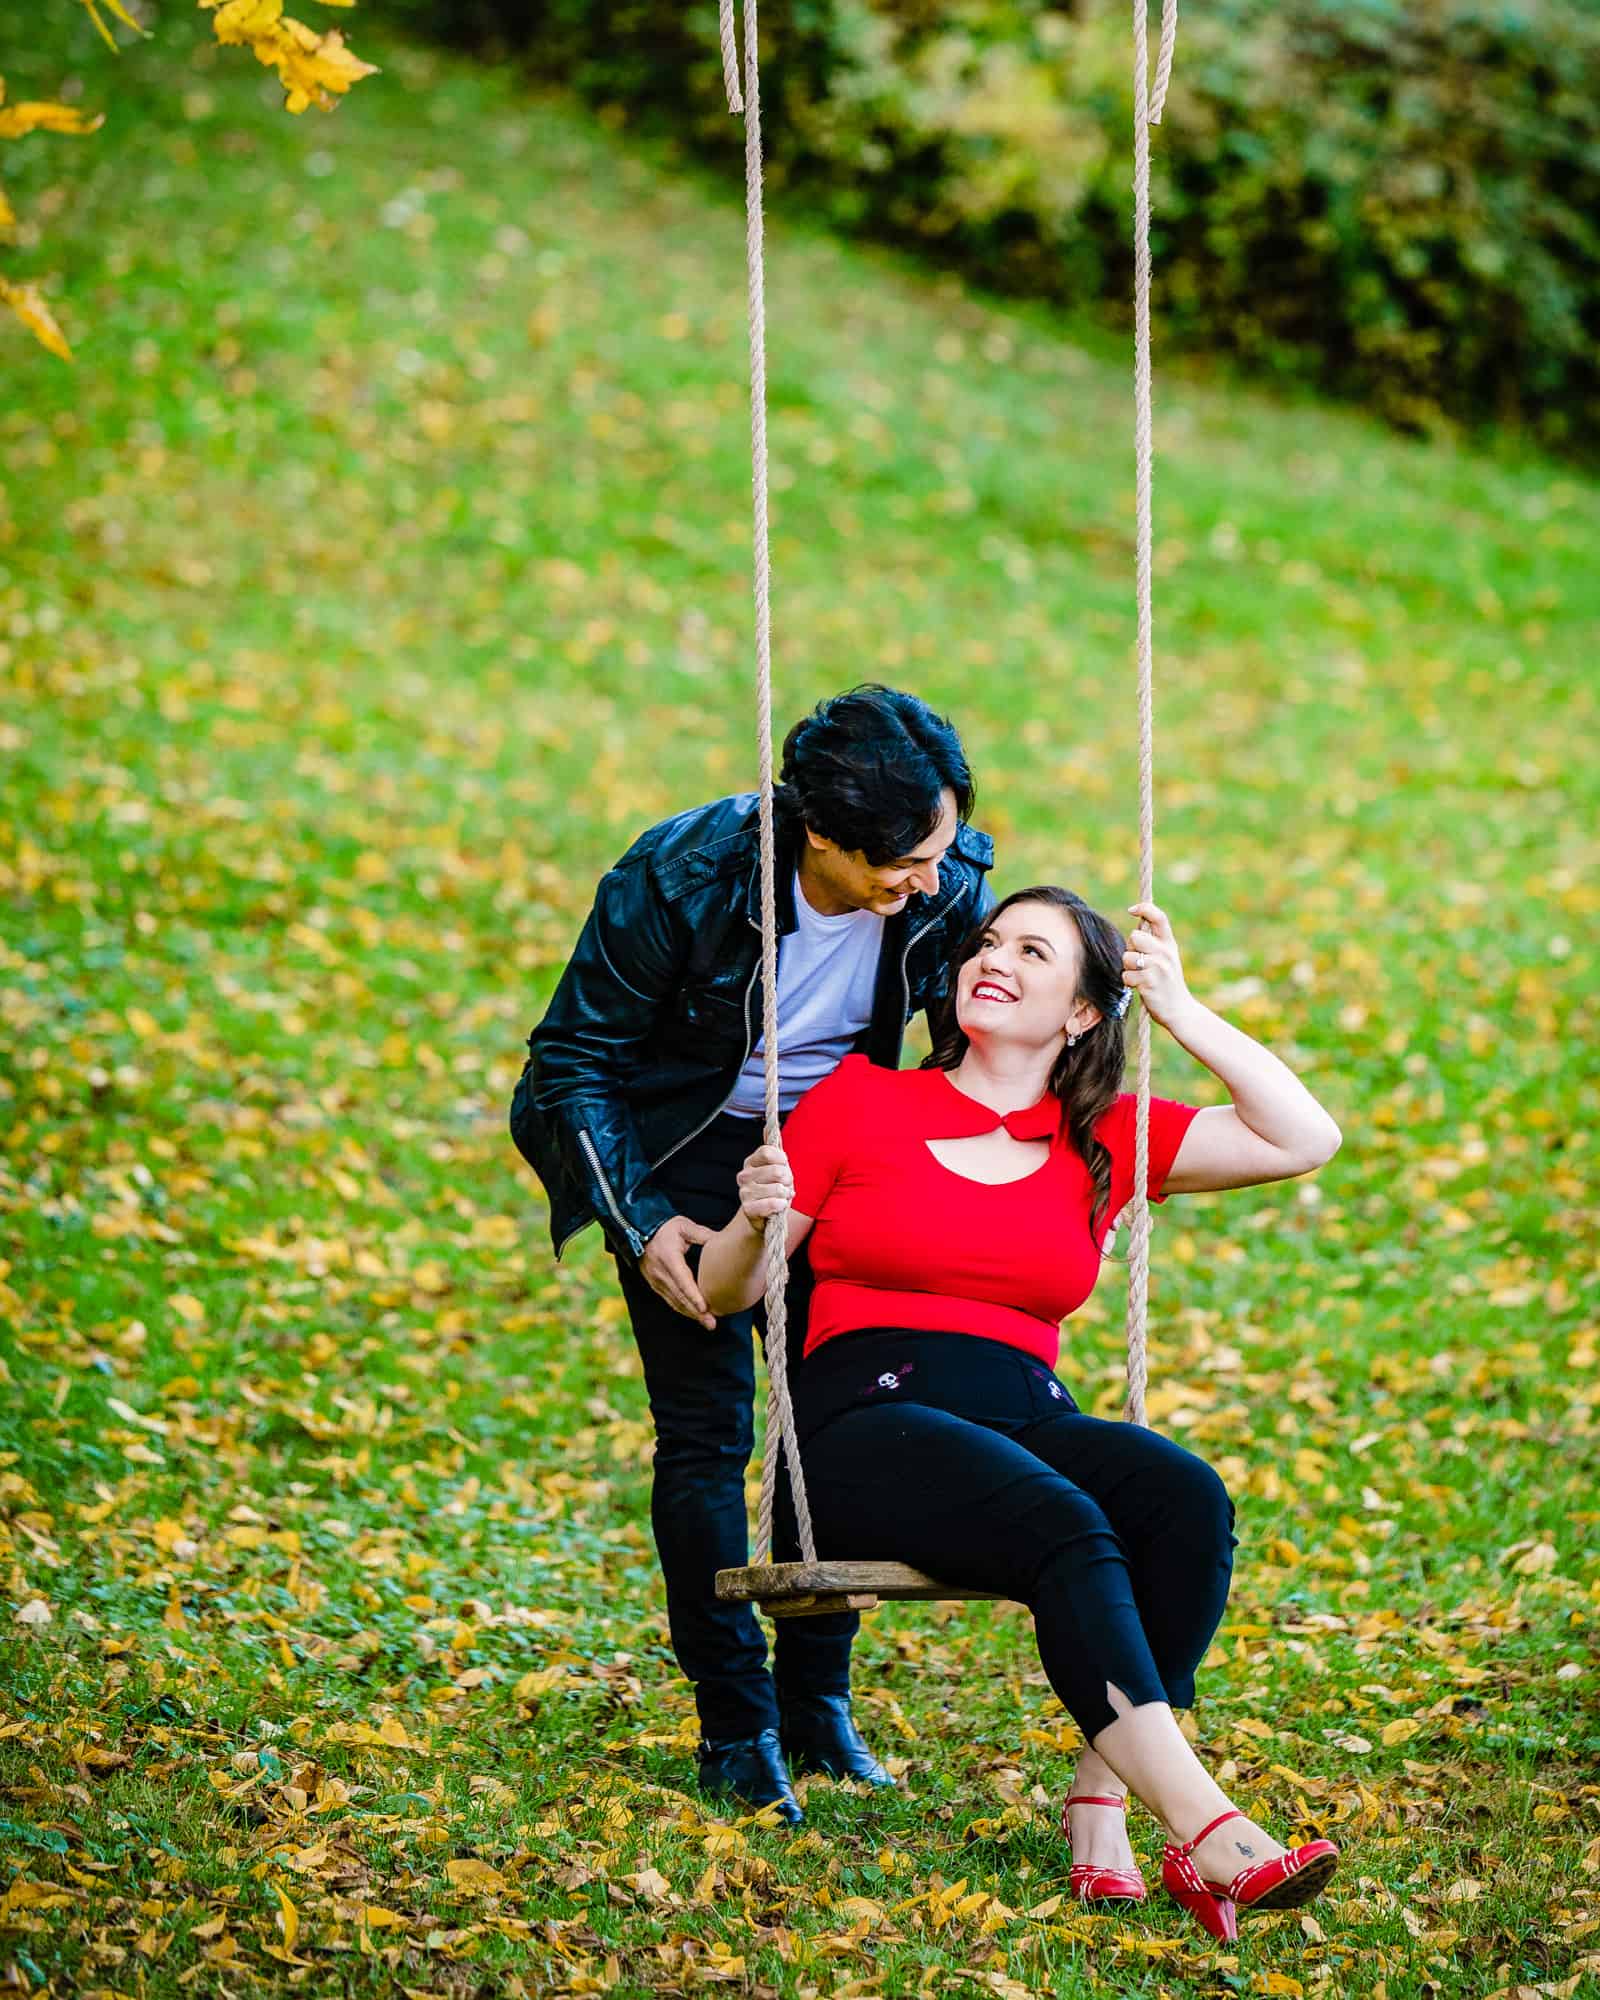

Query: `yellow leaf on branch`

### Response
(8, 2, 369, 363)
(1, 279, 73, 361)
(0, 99, 105, 140)
(265, 19, 379, 116)
(80, 0, 149, 51)
(199, 0, 378, 115)
(207, 0, 289, 39)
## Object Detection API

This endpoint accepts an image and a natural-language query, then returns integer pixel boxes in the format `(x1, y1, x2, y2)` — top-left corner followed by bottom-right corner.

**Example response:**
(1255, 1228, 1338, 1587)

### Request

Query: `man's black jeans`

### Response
(611, 1111, 856, 1741)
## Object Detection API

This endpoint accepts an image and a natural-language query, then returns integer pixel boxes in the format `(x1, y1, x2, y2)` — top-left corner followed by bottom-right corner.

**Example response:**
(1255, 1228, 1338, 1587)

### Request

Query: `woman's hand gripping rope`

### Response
(737, 1143, 794, 1236)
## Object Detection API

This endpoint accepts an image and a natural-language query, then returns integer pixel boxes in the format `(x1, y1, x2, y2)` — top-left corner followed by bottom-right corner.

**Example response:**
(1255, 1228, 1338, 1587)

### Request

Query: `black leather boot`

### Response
(779, 1694, 895, 1787)
(697, 1727, 804, 1824)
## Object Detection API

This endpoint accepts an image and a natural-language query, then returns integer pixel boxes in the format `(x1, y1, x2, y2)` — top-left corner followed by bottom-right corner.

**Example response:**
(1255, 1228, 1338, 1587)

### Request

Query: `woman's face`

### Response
(956, 900, 1097, 1052)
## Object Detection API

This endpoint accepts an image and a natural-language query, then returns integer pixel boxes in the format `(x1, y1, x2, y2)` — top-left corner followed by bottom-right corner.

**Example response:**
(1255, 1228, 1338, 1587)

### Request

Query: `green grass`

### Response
(2, 10, 1598, 1998)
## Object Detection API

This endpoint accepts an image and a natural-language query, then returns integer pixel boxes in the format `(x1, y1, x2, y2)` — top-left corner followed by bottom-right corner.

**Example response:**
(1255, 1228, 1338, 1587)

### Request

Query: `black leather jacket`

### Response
(510, 792, 996, 1260)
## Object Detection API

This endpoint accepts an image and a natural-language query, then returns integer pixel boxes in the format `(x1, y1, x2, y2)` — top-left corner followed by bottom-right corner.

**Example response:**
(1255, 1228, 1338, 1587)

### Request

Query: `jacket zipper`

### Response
(577, 1127, 643, 1256)
(565, 956, 761, 1262)
(899, 877, 969, 1030)
(645, 951, 763, 1177)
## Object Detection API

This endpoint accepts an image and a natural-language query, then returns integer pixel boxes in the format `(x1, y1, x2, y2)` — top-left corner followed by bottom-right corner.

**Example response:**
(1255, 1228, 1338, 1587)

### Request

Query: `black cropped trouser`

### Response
(611, 1113, 857, 1742)
(793, 1329, 1239, 1746)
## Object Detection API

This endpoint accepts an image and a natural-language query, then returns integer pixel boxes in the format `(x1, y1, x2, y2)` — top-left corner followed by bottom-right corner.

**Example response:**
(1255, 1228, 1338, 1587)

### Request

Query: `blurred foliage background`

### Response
(369, 0, 1600, 456)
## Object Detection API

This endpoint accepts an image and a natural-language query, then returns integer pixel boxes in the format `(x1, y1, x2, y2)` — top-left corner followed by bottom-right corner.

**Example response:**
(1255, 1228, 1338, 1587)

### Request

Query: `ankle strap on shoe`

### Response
(1065, 1795, 1128, 1810)
(1170, 1807, 1243, 1856)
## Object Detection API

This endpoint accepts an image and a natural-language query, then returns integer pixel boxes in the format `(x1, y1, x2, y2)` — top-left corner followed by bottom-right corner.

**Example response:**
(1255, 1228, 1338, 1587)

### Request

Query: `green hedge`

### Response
(390, 1, 1600, 453)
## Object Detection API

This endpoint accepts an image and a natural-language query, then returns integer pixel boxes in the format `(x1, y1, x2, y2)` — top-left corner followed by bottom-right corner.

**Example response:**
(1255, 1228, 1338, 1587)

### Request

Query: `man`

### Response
(511, 685, 994, 1822)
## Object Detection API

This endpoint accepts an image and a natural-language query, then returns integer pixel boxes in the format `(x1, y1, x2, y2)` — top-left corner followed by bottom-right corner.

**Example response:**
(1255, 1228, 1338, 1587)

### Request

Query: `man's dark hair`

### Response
(774, 684, 975, 865)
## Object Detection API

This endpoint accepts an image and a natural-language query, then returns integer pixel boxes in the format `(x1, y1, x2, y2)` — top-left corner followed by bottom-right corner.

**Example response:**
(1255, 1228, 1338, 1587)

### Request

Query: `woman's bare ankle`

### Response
(1185, 1812, 1287, 1879)
(1064, 1795, 1137, 1869)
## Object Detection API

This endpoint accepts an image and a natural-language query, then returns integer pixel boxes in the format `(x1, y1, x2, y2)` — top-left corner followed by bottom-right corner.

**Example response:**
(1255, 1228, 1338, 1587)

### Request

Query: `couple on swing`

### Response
(512, 686, 1342, 1939)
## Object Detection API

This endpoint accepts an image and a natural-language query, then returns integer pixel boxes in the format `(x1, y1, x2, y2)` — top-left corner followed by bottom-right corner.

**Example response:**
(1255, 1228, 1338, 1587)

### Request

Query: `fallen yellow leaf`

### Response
(1444, 1877, 1485, 1902)
(360, 1906, 409, 1929)
(445, 1858, 507, 1896)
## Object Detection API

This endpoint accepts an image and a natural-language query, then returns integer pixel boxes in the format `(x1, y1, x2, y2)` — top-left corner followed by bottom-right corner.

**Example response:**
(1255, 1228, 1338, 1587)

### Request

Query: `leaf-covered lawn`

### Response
(1, 12, 1597, 1999)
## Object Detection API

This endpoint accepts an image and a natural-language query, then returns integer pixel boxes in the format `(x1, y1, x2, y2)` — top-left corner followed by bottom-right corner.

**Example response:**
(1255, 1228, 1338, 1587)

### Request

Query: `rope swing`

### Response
(716, 0, 1180, 1617)
(1124, 0, 1178, 1432)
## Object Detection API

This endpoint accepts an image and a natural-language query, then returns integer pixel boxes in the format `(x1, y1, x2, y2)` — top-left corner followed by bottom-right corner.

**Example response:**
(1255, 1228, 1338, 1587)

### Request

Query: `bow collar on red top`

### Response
(931, 1069, 1060, 1143)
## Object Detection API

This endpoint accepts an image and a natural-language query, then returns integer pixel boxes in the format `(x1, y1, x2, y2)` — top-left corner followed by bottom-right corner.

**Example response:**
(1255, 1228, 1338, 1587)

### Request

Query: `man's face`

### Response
(806, 787, 960, 917)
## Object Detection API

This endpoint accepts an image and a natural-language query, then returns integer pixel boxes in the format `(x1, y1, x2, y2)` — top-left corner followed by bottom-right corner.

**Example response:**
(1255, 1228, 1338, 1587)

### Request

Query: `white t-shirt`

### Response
(725, 873, 886, 1115)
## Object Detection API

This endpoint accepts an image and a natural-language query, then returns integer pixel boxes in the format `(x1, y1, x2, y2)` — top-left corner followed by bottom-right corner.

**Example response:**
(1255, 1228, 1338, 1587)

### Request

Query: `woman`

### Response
(698, 888, 1343, 1940)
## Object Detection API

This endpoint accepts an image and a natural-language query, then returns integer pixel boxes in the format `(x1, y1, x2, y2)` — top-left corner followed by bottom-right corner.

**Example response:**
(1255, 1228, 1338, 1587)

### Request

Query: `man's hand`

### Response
(639, 1214, 717, 1329)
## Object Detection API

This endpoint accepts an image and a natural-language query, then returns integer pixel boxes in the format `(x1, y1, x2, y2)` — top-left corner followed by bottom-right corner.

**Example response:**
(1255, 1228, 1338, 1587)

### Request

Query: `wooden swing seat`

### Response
(716, 1560, 1003, 1618)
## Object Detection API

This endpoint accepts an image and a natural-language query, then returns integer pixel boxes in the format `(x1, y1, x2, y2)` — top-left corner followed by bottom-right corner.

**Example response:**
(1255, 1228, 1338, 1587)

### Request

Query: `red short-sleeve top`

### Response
(782, 1054, 1200, 1368)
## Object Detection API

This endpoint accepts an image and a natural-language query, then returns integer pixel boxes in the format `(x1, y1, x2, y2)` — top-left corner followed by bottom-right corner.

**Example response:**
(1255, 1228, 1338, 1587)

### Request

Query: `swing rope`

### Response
(1125, 0, 1178, 1431)
(720, 0, 816, 1566)
(720, 0, 1177, 1562)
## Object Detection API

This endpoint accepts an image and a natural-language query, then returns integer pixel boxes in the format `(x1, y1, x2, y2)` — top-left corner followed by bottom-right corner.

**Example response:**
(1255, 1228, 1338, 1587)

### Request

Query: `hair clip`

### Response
(1110, 987, 1133, 1020)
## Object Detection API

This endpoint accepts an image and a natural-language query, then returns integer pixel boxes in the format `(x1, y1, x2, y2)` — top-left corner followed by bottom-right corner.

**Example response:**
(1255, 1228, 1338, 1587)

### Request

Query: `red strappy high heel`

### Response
(1161, 1808, 1339, 1941)
(1060, 1794, 1147, 1904)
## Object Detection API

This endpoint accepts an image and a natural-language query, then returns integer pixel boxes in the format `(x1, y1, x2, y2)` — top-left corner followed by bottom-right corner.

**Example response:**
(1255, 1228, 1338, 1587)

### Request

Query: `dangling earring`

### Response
(1067, 1031, 1081, 1049)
